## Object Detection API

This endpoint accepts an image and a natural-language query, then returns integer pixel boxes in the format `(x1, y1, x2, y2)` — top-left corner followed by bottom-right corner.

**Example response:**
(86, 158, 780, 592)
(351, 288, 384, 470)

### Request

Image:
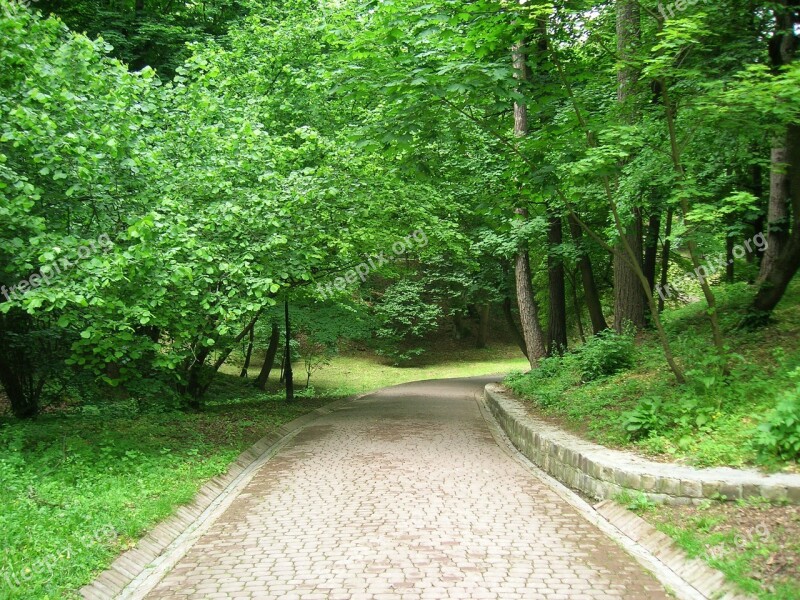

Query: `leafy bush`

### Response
(375, 280, 442, 364)
(621, 397, 667, 439)
(504, 354, 580, 409)
(755, 371, 800, 463)
(504, 370, 526, 384)
(535, 355, 568, 380)
(576, 330, 635, 382)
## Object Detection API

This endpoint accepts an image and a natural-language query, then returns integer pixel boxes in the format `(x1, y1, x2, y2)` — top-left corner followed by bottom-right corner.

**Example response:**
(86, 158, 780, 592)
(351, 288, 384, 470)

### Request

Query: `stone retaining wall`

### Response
(485, 384, 800, 505)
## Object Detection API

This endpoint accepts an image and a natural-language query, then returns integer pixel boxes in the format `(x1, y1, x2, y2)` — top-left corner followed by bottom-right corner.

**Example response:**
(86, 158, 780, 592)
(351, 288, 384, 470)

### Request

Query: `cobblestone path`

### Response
(146, 377, 670, 599)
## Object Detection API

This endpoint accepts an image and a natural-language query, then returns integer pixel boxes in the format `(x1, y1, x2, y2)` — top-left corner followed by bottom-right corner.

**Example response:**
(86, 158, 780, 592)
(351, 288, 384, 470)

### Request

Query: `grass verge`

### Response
(622, 496, 800, 600)
(0, 377, 331, 599)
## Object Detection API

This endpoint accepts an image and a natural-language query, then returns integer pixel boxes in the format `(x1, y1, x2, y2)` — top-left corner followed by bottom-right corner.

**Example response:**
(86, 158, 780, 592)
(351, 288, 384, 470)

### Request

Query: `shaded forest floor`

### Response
(228, 341, 529, 395)
(626, 496, 800, 600)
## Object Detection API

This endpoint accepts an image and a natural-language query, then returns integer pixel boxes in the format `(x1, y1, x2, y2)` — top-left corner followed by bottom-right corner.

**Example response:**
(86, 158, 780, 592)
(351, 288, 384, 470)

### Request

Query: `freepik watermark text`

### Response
(705, 521, 769, 561)
(656, 232, 767, 301)
(316, 230, 428, 299)
(657, 0, 713, 20)
(2, 523, 117, 591)
(1, 234, 114, 303)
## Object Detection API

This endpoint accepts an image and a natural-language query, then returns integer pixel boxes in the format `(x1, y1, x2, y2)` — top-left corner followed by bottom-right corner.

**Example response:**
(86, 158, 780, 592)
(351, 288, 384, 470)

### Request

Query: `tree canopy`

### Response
(1, 0, 799, 417)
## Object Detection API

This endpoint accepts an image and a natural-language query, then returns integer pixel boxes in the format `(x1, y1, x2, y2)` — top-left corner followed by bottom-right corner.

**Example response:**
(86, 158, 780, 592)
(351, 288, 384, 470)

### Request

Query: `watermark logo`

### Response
(656, 232, 767, 301)
(2, 523, 117, 591)
(1, 233, 114, 303)
(705, 522, 769, 561)
(316, 229, 428, 300)
(657, 0, 714, 21)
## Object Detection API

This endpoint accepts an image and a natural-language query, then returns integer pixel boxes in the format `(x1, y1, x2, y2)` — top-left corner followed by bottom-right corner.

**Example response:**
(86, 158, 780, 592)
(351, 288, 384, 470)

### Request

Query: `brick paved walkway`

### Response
(146, 377, 670, 599)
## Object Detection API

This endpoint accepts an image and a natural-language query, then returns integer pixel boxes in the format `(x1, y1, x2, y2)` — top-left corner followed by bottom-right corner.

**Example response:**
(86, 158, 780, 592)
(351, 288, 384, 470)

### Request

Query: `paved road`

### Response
(146, 377, 670, 599)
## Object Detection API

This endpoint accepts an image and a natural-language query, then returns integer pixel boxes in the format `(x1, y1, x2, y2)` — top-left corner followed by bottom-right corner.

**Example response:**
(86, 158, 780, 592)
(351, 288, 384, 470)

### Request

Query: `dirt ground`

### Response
(644, 501, 800, 595)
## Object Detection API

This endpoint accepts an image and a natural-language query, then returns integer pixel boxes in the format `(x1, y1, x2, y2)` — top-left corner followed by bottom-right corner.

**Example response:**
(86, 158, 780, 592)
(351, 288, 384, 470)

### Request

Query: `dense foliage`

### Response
(1, 0, 799, 437)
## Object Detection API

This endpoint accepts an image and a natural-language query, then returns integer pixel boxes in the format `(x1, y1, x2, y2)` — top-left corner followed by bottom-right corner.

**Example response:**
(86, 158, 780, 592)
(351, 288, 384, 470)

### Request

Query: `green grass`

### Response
(504, 281, 800, 469)
(641, 499, 800, 600)
(0, 377, 331, 599)
(228, 343, 530, 396)
(1, 344, 525, 597)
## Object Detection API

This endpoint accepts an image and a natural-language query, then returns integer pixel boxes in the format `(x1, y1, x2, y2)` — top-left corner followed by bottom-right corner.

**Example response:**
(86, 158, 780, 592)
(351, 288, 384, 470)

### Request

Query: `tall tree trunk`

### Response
(614, 0, 645, 332)
(613, 221, 644, 331)
(760, 144, 792, 280)
(761, 1, 797, 282)
(643, 214, 660, 292)
(748, 123, 800, 323)
(746, 1, 799, 324)
(254, 321, 281, 390)
(567, 270, 587, 344)
(658, 207, 673, 312)
(240, 322, 255, 377)
(512, 40, 547, 366)
(476, 304, 490, 349)
(515, 239, 547, 364)
(567, 214, 607, 334)
(547, 212, 568, 354)
(751, 227, 800, 318)
(502, 296, 528, 358)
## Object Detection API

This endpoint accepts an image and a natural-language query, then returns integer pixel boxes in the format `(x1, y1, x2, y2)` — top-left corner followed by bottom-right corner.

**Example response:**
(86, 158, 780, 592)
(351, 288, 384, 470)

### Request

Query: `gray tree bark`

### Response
(613, 0, 645, 332)
(512, 41, 546, 365)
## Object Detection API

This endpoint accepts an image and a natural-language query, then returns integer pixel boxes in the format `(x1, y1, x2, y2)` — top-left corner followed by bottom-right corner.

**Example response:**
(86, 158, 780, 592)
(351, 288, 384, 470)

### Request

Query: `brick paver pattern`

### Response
(146, 377, 670, 599)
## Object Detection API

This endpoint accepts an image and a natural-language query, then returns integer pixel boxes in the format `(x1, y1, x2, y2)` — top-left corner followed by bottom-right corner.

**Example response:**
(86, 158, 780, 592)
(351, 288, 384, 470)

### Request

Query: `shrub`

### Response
(621, 396, 667, 440)
(754, 371, 800, 462)
(504, 354, 580, 409)
(576, 330, 635, 382)
(375, 280, 442, 364)
(534, 355, 568, 380)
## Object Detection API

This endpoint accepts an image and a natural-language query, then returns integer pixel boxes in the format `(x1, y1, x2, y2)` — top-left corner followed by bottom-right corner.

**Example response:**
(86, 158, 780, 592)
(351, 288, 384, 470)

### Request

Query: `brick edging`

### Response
(595, 500, 752, 600)
(485, 384, 800, 505)
(80, 395, 360, 600)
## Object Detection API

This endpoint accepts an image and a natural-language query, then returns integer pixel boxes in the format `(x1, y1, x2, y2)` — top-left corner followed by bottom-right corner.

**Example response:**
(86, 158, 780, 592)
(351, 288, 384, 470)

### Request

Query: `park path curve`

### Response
(145, 376, 670, 600)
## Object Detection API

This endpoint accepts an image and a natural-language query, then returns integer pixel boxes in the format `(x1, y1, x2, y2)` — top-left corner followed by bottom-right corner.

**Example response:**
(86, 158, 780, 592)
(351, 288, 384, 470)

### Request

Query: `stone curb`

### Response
(80, 394, 361, 600)
(595, 500, 752, 600)
(485, 384, 800, 505)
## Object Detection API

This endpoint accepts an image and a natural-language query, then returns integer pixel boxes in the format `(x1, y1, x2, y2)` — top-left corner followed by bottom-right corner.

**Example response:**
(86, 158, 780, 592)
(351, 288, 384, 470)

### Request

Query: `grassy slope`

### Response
(505, 281, 800, 469)
(1, 344, 525, 598)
